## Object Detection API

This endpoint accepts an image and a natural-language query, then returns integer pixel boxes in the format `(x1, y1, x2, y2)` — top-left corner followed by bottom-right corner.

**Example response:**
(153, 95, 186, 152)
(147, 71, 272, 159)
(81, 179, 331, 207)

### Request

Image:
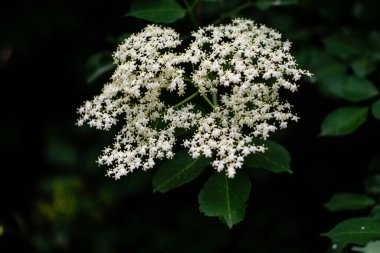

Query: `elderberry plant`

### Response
(77, 18, 310, 227)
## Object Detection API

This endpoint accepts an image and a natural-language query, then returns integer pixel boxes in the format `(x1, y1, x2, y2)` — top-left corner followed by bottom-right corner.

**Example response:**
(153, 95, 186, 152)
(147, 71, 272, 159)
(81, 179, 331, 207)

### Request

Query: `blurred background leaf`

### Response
(320, 107, 368, 136)
(126, 0, 186, 23)
(324, 193, 375, 212)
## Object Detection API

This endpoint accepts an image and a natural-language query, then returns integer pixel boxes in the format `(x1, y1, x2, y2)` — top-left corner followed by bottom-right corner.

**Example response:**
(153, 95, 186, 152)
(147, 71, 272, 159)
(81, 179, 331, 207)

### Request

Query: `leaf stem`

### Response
(202, 93, 215, 109)
(212, 90, 218, 106)
(183, 77, 215, 109)
(184, 0, 200, 27)
(172, 91, 199, 109)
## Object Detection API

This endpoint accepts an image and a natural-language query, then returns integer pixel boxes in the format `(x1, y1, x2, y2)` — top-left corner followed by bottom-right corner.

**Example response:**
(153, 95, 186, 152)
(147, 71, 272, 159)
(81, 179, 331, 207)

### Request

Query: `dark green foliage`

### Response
(320, 107, 368, 136)
(322, 217, 380, 245)
(245, 140, 291, 173)
(364, 175, 380, 194)
(85, 52, 114, 84)
(338, 75, 378, 102)
(126, 0, 186, 23)
(256, 0, 298, 10)
(324, 193, 375, 212)
(198, 172, 251, 228)
(153, 151, 210, 193)
(371, 100, 380, 120)
(5, 0, 380, 252)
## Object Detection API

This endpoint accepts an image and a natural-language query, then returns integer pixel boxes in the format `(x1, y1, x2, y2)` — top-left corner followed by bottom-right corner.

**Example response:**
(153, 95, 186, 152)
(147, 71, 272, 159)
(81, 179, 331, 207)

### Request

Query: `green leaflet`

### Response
(198, 172, 251, 228)
(153, 151, 210, 193)
(256, 0, 298, 10)
(323, 34, 362, 60)
(245, 140, 291, 173)
(352, 240, 380, 253)
(126, 0, 186, 24)
(371, 206, 380, 221)
(320, 107, 368, 136)
(324, 193, 375, 212)
(351, 56, 377, 77)
(85, 52, 114, 84)
(322, 217, 380, 245)
(339, 75, 378, 103)
(371, 100, 380, 120)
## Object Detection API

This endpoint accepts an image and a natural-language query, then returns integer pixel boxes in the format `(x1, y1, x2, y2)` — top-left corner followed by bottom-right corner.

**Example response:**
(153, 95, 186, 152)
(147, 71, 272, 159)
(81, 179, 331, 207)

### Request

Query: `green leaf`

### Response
(352, 240, 380, 253)
(371, 205, 380, 221)
(0, 225, 3, 238)
(320, 107, 368, 136)
(85, 52, 114, 84)
(245, 140, 291, 173)
(324, 193, 376, 212)
(371, 100, 380, 120)
(198, 172, 251, 228)
(317, 74, 378, 102)
(126, 0, 186, 23)
(324, 34, 362, 60)
(256, 0, 298, 10)
(153, 151, 210, 193)
(364, 175, 380, 194)
(351, 56, 377, 77)
(322, 217, 380, 245)
(340, 76, 378, 103)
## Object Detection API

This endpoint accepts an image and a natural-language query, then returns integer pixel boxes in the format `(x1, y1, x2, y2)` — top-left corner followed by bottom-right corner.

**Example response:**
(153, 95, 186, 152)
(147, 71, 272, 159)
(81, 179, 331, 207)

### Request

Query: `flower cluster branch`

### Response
(77, 19, 311, 179)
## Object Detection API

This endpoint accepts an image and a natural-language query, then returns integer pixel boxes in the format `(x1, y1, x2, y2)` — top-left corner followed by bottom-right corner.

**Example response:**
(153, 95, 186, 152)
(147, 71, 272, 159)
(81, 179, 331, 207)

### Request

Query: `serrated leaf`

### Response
(324, 193, 375, 212)
(245, 140, 291, 173)
(126, 0, 186, 23)
(340, 76, 378, 102)
(198, 172, 251, 228)
(351, 56, 377, 77)
(364, 175, 380, 194)
(320, 107, 368, 136)
(153, 151, 210, 193)
(324, 34, 362, 60)
(322, 217, 380, 245)
(85, 52, 114, 84)
(371, 100, 380, 120)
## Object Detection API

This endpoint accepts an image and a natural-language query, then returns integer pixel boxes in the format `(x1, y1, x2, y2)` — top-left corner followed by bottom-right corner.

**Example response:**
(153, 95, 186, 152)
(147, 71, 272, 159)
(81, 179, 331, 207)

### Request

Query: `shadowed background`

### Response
(1, 0, 380, 252)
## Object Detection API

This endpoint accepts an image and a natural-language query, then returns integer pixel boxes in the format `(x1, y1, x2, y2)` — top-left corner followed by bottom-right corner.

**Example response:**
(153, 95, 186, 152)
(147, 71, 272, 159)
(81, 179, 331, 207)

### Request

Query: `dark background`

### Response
(1, 0, 380, 252)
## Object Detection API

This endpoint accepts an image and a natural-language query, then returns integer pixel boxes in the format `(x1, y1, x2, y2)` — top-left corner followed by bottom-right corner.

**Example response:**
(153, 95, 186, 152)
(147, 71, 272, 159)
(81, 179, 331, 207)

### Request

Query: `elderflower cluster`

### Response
(77, 19, 310, 179)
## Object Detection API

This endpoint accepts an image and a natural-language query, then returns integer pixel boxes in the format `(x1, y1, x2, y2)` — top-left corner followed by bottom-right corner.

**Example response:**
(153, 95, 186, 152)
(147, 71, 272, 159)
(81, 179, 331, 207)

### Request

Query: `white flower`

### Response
(77, 19, 310, 179)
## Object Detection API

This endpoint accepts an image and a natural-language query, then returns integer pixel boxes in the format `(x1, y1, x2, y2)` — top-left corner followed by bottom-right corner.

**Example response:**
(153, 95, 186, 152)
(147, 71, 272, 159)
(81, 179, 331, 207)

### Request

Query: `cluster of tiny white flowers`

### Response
(182, 19, 310, 177)
(77, 19, 310, 179)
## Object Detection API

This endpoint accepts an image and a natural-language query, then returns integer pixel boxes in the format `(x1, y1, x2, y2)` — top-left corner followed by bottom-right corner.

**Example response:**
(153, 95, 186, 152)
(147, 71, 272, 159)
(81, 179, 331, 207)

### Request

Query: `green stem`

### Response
(212, 90, 218, 106)
(184, 78, 215, 109)
(172, 91, 199, 109)
(201, 93, 215, 109)
(184, 0, 200, 27)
